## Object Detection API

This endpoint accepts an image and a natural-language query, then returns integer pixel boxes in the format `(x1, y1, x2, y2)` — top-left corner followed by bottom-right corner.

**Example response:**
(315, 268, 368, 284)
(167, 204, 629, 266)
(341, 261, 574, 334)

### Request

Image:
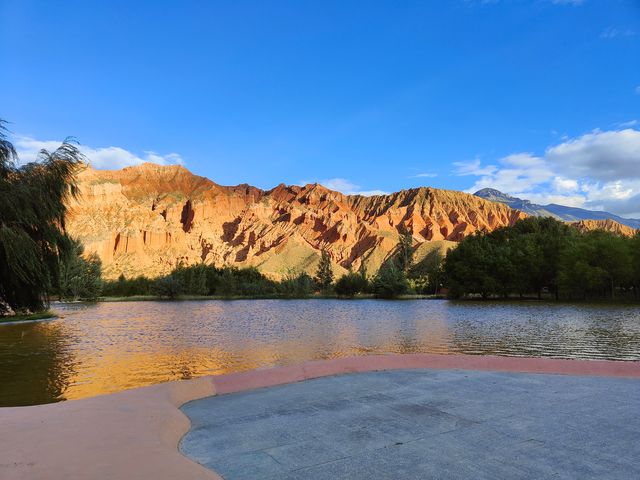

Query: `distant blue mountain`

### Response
(474, 188, 640, 230)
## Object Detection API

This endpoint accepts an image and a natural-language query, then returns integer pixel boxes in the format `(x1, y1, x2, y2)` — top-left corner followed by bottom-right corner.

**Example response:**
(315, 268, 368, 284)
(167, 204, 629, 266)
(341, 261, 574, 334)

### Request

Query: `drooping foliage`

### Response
(58, 239, 103, 301)
(0, 120, 83, 311)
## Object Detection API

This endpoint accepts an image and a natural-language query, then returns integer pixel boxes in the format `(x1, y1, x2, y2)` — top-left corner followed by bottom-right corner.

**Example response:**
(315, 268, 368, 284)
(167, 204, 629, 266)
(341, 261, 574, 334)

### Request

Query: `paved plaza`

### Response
(181, 369, 640, 479)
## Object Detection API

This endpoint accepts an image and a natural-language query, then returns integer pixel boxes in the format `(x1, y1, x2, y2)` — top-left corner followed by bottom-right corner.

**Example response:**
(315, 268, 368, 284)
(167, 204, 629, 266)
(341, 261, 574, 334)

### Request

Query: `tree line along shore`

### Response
(63, 215, 640, 304)
(2, 120, 640, 321)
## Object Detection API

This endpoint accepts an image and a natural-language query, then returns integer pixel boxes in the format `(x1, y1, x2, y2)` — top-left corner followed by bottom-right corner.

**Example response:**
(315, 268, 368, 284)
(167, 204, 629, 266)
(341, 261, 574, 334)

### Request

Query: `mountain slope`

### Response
(570, 219, 637, 237)
(475, 188, 640, 230)
(66, 163, 525, 279)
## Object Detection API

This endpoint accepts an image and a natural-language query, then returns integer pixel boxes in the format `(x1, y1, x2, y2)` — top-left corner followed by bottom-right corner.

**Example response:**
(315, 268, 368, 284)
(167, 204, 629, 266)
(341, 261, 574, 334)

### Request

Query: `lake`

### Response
(1, 299, 640, 407)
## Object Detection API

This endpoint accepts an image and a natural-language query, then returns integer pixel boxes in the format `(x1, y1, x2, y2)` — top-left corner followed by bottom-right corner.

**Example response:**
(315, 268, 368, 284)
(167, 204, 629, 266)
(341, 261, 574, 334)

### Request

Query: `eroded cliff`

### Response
(66, 163, 526, 279)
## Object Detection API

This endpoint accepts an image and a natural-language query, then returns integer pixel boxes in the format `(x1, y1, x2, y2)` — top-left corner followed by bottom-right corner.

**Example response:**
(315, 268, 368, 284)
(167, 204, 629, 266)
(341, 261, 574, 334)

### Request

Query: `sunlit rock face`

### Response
(65, 163, 526, 279)
(570, 219, 637, 237)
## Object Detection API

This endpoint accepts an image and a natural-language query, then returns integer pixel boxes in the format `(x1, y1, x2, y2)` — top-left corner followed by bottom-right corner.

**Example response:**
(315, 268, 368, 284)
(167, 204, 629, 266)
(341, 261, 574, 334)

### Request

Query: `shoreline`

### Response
(0, 310, 57, 326)
(57, 294, 640, 305)
(1, 353, 639, 480)
(96, 293, 444, 302)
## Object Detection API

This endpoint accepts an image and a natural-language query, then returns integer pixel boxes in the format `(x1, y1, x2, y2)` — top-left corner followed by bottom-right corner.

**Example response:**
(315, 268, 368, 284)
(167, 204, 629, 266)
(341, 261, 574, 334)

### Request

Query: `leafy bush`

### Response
(334, 271, 368, 297)
(102, 274, 154, 297)
(152, 275, 183, 299)
(372, 260, 408, 298)
(279, 270, 314, 297)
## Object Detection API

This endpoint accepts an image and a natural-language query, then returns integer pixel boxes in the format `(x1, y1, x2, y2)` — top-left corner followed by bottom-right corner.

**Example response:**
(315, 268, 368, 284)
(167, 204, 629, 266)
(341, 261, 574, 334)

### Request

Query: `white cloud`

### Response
(459, 128, 640, 217)
(552, 177, 579, 192)
(302, 177, 387, 196)
(13, 136, 184, 169)
(411, 172, 438, 178)
(453, 158, 497, 176)
(353, 189, 388, 196)
(636, 85, 640, 95)
(545, 129, 640, 182)
(522, 193, 586, 208)
(600, 27, 636, 39)
(458, 154, 554, 194)
(616, 120, 637, 128)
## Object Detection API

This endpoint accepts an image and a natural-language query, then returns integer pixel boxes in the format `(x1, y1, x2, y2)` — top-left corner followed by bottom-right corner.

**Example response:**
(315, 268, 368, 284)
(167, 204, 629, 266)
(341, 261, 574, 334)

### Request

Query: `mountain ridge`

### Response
(474, 188, 640, 229)
(65, 164, 637, 280)
(66, 163, 525, 279)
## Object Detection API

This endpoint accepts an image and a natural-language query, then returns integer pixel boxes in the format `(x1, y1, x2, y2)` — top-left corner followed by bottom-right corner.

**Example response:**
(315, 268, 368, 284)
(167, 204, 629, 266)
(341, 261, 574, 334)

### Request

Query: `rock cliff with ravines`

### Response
(65, 163, 526, 279)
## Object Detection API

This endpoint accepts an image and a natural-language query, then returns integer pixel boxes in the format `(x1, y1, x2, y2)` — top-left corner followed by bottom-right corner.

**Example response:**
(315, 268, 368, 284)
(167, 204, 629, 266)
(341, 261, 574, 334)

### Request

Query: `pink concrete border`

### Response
(1, 353, 639, 480)
(210, 354, 640, 395)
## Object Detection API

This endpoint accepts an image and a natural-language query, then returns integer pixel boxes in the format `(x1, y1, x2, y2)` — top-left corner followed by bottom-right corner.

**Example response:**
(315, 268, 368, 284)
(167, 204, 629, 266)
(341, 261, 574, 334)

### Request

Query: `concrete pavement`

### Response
(181, 369, 640, 479)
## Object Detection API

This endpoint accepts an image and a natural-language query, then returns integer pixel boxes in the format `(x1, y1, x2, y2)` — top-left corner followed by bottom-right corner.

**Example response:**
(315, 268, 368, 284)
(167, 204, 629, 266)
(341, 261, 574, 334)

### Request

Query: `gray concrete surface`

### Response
(180, 369, 640, 479)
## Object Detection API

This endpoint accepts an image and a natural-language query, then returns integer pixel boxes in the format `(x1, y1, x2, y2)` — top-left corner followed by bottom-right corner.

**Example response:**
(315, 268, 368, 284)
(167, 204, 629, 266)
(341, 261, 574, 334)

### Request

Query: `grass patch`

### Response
(0, 310, 57, 324)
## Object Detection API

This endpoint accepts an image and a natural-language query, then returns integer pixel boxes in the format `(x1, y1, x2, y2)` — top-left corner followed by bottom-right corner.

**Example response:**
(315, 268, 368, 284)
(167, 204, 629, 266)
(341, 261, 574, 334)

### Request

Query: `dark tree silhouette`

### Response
(0, 120, 84, 312)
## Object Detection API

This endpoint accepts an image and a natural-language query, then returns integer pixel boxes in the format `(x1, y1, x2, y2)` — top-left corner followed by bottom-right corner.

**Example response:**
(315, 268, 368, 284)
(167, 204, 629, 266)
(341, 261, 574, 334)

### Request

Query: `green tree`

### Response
(631, 233, 640, 300)
(510, 217, 573, 299)
(372, 260, 408, 298)
(0, 120, 83, 312)
(280, 269, 314, 297)
(102, 274, 153, 297)
(558, 230, 632, 299)
(442, 217, 634, 301)
(176, 264, 209, 295)
(152, 275, 183, 299)
(194, 266, 208, 295)
(58, 240, 103, 301)
(396, 228, 414, 273)
(217, 267, 238, 296)
(443, 232, 500, 299)
(334, 271, 369, 297)
(314, 250, 334, 291)
(409, 248, 444, 294)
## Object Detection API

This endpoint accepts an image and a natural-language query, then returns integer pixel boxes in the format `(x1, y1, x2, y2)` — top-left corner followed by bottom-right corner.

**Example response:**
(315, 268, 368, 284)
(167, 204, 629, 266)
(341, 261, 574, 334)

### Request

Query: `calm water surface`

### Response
(1, 299, 640, 406)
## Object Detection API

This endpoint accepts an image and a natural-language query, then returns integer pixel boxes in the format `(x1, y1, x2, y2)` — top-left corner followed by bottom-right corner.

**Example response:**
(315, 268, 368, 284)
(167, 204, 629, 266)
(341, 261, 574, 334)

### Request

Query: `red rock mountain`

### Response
(66, 163, 526, 279)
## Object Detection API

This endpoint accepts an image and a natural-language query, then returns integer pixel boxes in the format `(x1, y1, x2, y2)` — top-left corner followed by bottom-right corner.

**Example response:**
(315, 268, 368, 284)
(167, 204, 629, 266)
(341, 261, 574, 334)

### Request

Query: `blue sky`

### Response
(1, 0, 640, 214)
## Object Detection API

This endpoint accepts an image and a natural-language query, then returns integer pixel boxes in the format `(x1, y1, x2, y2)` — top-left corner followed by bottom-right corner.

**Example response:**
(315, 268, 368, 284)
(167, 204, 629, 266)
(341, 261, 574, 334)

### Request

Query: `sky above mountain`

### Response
(1, 0, 639, 215)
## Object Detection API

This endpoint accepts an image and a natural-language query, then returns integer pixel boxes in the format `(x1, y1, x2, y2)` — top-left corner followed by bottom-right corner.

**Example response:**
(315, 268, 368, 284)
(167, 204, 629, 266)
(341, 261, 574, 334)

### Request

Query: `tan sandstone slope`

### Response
(65, 163, 526, 279)
(570, 219, 637, 237)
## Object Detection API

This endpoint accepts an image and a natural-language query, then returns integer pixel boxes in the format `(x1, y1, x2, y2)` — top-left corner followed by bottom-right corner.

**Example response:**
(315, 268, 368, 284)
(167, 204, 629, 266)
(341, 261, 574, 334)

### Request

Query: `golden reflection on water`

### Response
(1, 299, 640, 406)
